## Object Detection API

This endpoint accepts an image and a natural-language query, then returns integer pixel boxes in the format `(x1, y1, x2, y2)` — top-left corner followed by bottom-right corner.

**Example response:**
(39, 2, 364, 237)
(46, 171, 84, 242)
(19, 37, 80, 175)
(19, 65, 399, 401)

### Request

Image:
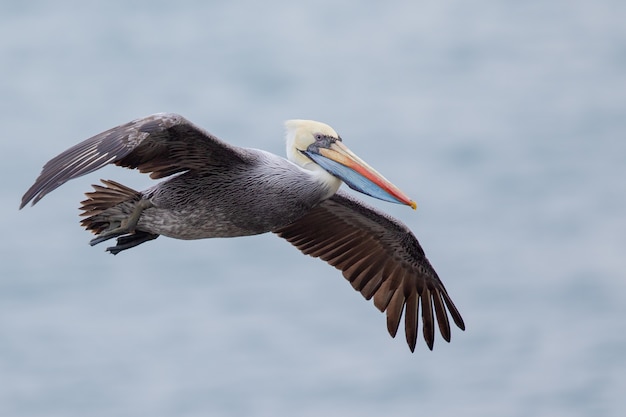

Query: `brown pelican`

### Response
(20, 113, 464, 351)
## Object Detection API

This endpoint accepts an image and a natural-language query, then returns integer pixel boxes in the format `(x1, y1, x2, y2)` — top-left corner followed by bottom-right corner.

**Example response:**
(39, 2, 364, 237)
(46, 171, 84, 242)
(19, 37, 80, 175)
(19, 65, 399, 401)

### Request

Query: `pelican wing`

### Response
(274, 190, 465, 351)
(20, 113, 249, 208)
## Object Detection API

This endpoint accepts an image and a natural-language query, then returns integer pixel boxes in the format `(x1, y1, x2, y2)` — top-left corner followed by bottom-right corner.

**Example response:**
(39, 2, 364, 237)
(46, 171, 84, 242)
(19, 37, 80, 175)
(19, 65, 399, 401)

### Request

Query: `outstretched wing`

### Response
(274, 190, 465, 351)
(21, 113, 249, 208)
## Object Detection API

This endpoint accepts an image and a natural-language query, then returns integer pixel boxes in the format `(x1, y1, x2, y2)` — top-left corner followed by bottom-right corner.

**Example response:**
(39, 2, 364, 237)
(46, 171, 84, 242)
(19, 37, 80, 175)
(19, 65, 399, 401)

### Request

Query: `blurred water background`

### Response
(1, 1, 625, 416)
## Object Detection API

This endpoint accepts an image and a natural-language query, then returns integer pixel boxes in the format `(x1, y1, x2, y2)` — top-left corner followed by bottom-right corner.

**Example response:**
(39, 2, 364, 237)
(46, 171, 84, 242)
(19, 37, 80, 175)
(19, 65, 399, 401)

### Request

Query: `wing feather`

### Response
(274, 190, 465, 351)
(20, 113, 249, 208)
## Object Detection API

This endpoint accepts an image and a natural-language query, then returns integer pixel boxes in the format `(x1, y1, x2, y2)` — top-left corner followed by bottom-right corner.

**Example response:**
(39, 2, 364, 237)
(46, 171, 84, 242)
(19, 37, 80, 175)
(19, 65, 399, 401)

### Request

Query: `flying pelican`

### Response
(20, 113, 464, 351)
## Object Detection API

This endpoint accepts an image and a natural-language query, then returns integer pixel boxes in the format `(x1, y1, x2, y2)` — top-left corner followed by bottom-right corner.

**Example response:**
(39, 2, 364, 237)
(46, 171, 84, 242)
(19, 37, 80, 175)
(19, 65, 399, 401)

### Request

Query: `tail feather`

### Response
(80, 179, 141, 234)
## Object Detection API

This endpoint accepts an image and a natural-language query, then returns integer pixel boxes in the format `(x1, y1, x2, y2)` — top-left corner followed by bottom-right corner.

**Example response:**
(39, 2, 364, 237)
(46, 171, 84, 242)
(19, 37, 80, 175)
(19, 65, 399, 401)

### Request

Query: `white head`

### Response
(284, 119, 340, 169)
(283, 119, 417, 209)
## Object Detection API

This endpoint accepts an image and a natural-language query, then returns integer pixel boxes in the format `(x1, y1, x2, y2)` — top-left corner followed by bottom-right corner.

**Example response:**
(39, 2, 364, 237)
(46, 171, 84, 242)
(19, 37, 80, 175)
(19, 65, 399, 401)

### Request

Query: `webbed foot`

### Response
(106, 231, 160, 255)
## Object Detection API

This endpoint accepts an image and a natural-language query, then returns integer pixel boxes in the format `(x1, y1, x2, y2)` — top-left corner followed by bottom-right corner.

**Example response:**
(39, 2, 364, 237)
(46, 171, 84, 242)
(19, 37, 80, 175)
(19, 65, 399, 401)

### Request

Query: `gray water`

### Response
(1, 1, 625, 416)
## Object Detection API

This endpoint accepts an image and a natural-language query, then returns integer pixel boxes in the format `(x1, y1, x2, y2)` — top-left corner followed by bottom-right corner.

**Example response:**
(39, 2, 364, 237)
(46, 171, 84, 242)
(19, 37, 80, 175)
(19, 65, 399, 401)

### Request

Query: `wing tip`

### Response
(20, 189, 42, 209)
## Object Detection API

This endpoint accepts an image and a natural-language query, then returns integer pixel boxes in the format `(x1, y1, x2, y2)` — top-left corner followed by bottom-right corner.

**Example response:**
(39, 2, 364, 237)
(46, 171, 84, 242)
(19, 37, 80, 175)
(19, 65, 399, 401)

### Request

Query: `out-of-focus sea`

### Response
(1, 1, 624, 416)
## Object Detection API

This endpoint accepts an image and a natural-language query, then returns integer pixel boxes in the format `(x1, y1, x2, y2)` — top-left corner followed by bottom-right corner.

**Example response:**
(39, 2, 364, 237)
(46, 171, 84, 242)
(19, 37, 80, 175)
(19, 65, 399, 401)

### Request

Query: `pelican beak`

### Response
(303, 141, 417, 209)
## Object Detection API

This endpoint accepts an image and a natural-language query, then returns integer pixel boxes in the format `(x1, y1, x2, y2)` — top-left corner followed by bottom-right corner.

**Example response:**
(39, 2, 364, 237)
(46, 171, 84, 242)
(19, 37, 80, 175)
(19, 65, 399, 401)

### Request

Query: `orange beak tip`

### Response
(409, 200, 417, 210)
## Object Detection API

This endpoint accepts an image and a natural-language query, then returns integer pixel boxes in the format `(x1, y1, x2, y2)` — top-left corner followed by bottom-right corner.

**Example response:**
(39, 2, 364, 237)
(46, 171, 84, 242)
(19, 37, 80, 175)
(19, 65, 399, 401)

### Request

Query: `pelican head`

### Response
(285, 120, 416, 209)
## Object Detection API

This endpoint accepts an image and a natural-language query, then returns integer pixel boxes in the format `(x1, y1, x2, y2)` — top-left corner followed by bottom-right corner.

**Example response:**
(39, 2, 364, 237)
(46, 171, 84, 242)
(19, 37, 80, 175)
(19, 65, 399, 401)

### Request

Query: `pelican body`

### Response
(20, 113, 464, 351)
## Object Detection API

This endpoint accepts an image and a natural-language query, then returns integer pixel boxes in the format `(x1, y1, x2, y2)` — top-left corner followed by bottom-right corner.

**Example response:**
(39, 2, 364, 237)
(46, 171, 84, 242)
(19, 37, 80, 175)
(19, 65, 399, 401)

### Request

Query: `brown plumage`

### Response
(274, 192, 464, 351)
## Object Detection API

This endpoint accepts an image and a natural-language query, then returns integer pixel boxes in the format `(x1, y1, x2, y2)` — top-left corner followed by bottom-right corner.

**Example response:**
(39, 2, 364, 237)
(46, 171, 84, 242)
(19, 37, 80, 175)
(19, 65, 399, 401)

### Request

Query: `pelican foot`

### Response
(106, 231, 160, 255)
(89, 199, 154, 247)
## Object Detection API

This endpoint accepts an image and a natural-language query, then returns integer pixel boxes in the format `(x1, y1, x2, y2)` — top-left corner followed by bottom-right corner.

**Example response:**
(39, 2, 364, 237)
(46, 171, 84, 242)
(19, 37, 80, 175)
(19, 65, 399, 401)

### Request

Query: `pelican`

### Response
(20, 113, 464, 351)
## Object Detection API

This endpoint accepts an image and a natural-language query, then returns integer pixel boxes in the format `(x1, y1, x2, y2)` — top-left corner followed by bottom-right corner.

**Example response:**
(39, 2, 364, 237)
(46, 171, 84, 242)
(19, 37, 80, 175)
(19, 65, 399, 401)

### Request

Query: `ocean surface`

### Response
(1, 1, 625, 416)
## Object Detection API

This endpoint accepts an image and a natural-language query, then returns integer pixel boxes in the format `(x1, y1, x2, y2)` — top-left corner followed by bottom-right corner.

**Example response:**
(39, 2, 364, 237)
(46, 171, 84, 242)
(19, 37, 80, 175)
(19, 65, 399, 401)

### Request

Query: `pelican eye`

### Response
(313, 133, 339, 147)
